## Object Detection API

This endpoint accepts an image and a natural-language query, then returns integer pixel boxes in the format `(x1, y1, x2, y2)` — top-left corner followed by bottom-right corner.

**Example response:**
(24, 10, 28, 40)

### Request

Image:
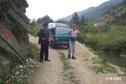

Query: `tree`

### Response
(37, 15, 53, 24)
(124, 0, 126, 5)
(80, 16, 86, 24)
(31, 19, 36, 25)
(71, 12, 80, 25)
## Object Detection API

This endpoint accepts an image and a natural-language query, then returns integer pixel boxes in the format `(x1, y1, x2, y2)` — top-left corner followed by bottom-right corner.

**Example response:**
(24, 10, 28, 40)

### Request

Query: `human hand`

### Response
(48, 38, 54, 42)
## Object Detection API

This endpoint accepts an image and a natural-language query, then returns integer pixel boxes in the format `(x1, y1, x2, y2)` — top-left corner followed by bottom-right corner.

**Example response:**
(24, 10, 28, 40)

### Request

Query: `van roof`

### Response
(48, 23, 69, 28)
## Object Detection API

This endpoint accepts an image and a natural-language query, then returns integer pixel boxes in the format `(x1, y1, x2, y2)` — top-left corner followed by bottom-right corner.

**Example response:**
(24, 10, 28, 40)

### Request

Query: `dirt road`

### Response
(29, 34, 126, 84)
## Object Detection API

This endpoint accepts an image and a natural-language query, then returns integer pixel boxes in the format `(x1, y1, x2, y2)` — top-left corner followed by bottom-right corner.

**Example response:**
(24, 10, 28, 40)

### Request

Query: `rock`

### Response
(0, 0, 31, 76)
(0, 55, 10, 75)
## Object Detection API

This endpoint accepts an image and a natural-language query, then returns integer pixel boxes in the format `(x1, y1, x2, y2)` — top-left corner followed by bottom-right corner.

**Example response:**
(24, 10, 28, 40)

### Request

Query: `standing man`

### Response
(37, 23, 50, 62)
(68, 24, 80, 60)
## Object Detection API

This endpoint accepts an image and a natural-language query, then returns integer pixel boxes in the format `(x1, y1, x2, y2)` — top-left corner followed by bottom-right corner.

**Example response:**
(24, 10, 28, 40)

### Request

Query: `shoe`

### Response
(72, 56, 76, 60)
(45, 59, 50, 61)
(68, 55, 71, 59)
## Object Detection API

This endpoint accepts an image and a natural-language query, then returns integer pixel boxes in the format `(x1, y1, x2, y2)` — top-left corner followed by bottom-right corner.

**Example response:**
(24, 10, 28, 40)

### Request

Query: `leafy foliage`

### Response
(82, 26, 126, 50)
(37, 15, 53, 24)
(124, 0, 126, 5)
(0, 0, 9, 20)
(30, 43, 39, 60)
(79, 4, 126, 51)
(93, 64, 117, 74)
(28, 23, 42, 37)
(0, 58, 35, 84)
(78, 4, 126, 69)
(71, 12, 80, 25)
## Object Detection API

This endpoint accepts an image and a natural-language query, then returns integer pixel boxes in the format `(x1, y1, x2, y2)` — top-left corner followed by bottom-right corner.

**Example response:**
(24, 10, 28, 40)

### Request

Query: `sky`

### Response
(25, 0, 109, 21)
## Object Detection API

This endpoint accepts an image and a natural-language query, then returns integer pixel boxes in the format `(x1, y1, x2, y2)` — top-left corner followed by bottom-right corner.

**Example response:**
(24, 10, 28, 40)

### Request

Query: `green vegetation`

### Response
(0, 43, 39, 84)
(30, 43, 39, 61)
(93, 64, 117, 74)
(77, 3, 126, 70)
(93, 58, 117, 74)
(97, 50, 126, 67)
(59, 52, 80, 84)
(0, 0, 9, 19)
(82, 26, 126, 51)
(28, 15, 54, 37)
(28, 23, 42, 37)
(59, 52, 71, 71)
(0, 58, 35, 84)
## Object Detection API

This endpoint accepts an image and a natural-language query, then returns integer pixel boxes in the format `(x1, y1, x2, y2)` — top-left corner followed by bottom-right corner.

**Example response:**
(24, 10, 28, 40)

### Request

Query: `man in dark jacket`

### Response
(37, 23, 50, 62)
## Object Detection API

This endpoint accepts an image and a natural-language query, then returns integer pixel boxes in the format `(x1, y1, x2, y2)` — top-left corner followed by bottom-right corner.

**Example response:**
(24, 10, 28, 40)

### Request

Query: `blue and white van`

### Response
(48, 23, 70, 48)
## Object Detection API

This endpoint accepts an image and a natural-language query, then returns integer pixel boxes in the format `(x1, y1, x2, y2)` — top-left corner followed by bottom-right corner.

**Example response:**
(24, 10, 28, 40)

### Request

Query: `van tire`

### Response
(67, 45, 69, 49)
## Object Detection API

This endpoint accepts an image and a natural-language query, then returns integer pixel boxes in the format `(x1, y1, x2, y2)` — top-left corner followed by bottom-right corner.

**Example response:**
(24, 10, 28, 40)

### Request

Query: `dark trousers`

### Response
(40, 41, 49, 60)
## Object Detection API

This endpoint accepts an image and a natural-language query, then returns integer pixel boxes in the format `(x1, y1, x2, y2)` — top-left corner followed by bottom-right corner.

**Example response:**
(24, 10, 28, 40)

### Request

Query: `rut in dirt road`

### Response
(30, 49, 64, 84)
(29, 34, 77, 84)
(29, 35, 126, 84)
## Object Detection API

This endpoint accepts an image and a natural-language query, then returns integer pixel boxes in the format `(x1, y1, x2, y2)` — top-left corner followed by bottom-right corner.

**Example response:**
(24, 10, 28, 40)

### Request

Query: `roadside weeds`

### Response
(59, 52, 80, 84)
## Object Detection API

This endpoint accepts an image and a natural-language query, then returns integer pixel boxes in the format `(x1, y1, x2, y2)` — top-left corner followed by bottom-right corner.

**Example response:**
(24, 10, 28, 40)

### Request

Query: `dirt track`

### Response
(29, 34, 126, 84)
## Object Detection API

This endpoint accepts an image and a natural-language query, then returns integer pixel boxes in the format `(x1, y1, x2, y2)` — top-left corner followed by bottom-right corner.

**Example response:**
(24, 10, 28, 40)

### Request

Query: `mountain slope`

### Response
(78, 1, 126, 68)
(61, 0, 123, 22)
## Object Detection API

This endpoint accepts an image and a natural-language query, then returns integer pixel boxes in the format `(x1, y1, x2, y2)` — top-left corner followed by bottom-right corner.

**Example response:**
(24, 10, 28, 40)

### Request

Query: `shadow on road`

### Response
(50, 46, 68, 50)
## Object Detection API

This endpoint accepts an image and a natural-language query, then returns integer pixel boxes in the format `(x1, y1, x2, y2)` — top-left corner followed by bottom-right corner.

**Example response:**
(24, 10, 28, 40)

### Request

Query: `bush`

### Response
(93, 64, 117, 74)
(83, 26, 126, 51)
(0, 58, 35, 84)
(97, 28, 126, 50)
(28, 23, 42, 37)
(29, 43, 39, 60)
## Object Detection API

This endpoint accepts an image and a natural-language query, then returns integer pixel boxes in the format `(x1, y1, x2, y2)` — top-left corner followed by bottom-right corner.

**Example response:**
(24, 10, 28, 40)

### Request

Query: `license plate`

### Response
(58, 41, 67, 44)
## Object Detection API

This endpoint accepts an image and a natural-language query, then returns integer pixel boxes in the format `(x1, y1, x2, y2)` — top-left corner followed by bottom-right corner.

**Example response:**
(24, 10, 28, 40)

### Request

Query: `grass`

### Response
(30, 43, 40, 61)
(59, 52, 80, 84)
(59, 52, 71, 71)
(0, 58, 36, 84)
(0, 43, 39, 84)
(92, 52, 118, 74)
(93, 64, 117, 74)
(28, 24, 42, 37)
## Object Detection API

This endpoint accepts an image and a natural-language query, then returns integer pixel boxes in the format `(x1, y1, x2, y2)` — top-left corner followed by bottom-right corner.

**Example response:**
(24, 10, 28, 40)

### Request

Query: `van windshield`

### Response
(55, 27, 69, 35)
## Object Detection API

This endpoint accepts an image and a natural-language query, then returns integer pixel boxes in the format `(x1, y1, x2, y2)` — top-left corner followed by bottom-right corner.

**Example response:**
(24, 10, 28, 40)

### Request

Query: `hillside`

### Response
(100, 3, 126, 26)
(61, 0, 123, 22)
(78, 1, 126, 68)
